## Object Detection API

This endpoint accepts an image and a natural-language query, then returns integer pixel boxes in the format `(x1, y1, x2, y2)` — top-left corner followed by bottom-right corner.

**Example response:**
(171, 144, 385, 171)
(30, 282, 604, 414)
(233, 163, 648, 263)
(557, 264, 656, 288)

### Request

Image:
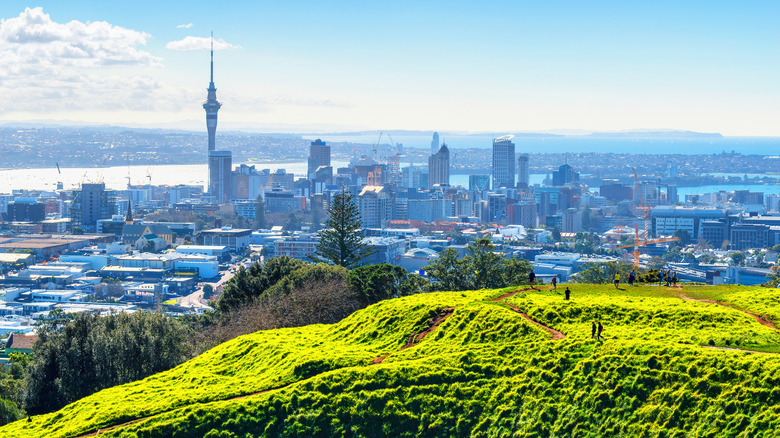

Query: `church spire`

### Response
(125, 200, 134, 225)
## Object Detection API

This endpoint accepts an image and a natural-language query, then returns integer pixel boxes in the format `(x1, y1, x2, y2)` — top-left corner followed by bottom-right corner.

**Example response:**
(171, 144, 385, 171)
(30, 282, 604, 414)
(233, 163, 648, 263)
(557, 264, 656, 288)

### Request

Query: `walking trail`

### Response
(677, 292, 779, 355)
(75, 307, 458, 437)
(492, 287, 566, 340)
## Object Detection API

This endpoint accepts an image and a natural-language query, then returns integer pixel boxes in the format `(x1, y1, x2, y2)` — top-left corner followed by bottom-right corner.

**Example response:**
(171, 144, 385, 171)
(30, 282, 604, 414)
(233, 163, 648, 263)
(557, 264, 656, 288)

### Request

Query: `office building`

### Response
(208, 151, 232, 203)
(431, 131, 440, 154)
(231, 164, 264, 200)
(552, 164, 579, 187)
(517, 153, 530, 188)
(307, 139, 331, 180)
(358, 186, 394, 228)
(492, 135, 515, 188)
(70, 183, 116, 232)
(7, 200, 45, 222)
(428, 144, 450, 188)
(599, 180, 633, 203)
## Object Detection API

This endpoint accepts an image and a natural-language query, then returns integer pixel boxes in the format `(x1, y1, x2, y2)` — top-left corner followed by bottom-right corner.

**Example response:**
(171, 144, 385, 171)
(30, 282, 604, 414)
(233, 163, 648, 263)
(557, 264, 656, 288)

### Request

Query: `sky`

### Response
(0, 1, 778, 135)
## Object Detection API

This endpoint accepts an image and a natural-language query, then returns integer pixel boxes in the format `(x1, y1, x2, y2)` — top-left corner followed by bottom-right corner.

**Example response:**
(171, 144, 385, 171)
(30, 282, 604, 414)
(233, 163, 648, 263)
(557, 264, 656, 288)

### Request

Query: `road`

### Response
(176, 260, 251, 310)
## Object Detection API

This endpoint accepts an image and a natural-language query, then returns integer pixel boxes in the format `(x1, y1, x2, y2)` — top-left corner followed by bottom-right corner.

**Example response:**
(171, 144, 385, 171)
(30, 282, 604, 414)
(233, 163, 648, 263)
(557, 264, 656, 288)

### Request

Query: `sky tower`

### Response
(203, 34, 221, 151)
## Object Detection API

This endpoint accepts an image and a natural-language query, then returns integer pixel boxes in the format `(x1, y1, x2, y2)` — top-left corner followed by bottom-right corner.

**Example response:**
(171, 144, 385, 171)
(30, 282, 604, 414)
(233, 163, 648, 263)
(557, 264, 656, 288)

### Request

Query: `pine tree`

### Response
(312, 189, 375, 268)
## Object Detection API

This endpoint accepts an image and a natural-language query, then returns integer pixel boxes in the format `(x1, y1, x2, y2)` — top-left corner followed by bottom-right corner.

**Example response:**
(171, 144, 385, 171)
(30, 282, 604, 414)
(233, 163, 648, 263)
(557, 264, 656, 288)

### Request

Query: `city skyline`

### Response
(0, 2, 778, 136)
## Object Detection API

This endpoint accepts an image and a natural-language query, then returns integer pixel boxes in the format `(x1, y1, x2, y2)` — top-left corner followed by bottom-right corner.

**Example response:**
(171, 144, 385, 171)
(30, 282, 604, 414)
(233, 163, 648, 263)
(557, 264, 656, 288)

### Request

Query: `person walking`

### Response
(628, 270, 635, 286)
(529, 270, 536, 289)
(564, 287, 571, 300)
(672, 271, 678, 286)
(551, 275, 558, 291)
(666, 269, 672, 287)
(613, 272, 620, 289)
(659, 270, 664, 286)
(591, 321, 597, 339)
(596, 321, 604, 341)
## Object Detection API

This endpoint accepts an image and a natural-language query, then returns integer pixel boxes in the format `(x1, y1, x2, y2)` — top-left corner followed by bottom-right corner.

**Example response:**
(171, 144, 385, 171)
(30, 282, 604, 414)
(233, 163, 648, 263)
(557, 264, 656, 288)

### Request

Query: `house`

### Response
(135, 234, 168, 252)
(5, 333, 37, 355)
(122, 224, 174, 246)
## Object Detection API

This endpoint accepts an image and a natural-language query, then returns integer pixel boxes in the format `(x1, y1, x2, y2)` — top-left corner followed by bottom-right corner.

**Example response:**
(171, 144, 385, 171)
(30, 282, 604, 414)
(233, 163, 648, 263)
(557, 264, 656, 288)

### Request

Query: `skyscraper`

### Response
(209, 150, 232, 203)
(492, 135, 515, 189)
(307, 139, 331, 179)
(203, 38, 221, 152)
(428, 144, 450, 188)
(517, 153, 530, 188)
(431, 132, 440, 154)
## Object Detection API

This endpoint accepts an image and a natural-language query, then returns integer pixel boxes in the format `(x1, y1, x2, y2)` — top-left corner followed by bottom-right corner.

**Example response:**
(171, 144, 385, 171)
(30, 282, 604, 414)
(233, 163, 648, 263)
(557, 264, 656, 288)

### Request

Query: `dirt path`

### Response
(74, 381, 293, 437)
(703, 346, 778, 355)
(491, 287, 565, 340)
(74, 307, 459, 436)
(679, 294, 778, 330)
(373, 307, 455, 364)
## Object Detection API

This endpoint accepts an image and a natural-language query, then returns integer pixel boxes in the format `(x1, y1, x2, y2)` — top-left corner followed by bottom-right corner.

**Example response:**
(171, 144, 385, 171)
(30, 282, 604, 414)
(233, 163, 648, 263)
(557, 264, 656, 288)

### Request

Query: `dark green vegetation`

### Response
(312, 189, 375, 268)
(422, 238, 533, 290)
(23, 311, 191, 415)
(5, 284, 780, 437)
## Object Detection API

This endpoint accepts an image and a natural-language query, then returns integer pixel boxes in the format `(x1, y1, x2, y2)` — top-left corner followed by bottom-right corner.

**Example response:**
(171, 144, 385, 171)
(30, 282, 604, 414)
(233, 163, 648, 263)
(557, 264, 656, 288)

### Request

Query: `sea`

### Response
(1, 162, 778, 200)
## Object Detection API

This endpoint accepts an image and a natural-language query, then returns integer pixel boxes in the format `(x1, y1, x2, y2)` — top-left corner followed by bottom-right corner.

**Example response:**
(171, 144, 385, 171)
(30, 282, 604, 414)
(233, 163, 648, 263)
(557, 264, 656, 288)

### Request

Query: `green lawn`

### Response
(5, 284, 780, 438)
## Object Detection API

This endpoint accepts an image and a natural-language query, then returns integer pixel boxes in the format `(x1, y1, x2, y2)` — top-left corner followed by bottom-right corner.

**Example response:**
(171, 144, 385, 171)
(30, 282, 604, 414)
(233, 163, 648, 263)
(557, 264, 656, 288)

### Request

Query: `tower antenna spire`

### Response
(210, 31, 214, 83)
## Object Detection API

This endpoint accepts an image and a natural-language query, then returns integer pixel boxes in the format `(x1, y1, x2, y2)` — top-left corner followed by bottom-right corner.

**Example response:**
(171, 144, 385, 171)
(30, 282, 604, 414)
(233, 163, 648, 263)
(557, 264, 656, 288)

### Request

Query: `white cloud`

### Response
(176, 23, 193, 29)
(0, 7, 181, 115)
(166, 36, 235, 51)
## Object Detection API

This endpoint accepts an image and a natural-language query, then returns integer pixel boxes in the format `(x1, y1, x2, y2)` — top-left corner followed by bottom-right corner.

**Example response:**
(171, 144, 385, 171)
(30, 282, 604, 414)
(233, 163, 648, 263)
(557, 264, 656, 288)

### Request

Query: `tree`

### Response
(673, 229, 692, 247)
(216, 256, 306, 313)
(312, 189, 375, 268)
(202, 284, 214, 300)
(72, 226, 84, 235)
(348, 264, 418, 304)
(254, 195, 267, 229)
(551, 227, 562, 242)
(23, 312, 190, 414)
(423, 248, 470, 291)
(730, 252, 745, 266)
(467, 238, 505, 289)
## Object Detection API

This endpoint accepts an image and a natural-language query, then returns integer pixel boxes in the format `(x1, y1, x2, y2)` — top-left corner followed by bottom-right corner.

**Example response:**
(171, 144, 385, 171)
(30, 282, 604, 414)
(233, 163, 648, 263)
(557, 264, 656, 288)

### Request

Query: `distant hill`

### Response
(5, 284, 780, 437)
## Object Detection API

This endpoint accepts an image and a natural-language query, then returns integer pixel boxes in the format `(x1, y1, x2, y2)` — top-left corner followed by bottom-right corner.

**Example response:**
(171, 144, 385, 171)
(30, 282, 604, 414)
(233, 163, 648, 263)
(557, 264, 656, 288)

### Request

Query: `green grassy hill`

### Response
(5, 284, 780, 437)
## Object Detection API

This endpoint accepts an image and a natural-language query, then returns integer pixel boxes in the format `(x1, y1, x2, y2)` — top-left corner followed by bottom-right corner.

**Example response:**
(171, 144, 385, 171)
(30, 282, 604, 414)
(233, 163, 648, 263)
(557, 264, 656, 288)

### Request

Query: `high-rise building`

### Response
(232, 164, 263, 200)
(552, 164, 579, 186)
(517, 153, 530, 188)
(428, 144, 450, 188)
(209, 151, 232, 203)
(307, 139, 331, 180)
(70, 183, 116, 232)
(431, 132, 440, 154)
(492, 135, 515, 189)
(203, 38, 233, 203)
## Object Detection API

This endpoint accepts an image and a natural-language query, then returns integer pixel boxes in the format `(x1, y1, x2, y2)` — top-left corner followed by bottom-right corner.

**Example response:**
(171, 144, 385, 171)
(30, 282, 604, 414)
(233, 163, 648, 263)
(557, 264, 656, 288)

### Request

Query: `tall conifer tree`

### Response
(312, 189, 374, 268)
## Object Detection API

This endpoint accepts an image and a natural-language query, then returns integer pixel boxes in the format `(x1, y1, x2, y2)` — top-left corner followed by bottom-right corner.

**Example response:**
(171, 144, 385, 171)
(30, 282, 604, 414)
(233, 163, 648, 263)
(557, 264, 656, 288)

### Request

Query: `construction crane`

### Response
(619, 168, 678, 267)
(632, 168, 652, 240)
(618, 224, 679, 267)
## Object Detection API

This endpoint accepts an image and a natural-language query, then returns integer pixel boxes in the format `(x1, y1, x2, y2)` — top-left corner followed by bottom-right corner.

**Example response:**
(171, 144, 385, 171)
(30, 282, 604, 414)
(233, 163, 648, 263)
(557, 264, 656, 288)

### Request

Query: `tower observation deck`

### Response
(203, 37, 221, 152)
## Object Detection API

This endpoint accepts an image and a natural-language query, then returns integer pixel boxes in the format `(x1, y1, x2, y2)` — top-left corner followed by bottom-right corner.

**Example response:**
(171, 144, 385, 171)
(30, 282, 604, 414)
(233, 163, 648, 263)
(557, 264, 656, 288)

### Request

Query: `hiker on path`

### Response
(564, 287, 570, 300)
(613, 273, 620, 289)
(551, 275, 558, 291)
(628, 270, 635, 286)
(596, 321, 604, 341)
(672, 271, 678, 286)
(659, 270, 664, 286)
(529, 270, 536, 289)
(591, 321, 597, 339)
(666, 269, 672, 287)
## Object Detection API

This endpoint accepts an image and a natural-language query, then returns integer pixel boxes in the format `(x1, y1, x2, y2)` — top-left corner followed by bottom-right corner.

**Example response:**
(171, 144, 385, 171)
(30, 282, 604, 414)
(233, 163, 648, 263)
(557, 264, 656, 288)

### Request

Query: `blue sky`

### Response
(0, 1, 777, 135)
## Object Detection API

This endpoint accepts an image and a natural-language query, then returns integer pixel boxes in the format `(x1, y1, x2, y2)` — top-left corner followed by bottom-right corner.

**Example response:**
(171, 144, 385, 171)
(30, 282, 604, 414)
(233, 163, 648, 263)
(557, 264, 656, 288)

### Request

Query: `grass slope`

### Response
(5, 285, 780, 437)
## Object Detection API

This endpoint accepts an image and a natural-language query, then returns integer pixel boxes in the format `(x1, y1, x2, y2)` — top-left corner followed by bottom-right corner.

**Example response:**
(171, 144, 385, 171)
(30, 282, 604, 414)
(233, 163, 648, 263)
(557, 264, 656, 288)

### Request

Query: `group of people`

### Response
(659, 269, 679, 287)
